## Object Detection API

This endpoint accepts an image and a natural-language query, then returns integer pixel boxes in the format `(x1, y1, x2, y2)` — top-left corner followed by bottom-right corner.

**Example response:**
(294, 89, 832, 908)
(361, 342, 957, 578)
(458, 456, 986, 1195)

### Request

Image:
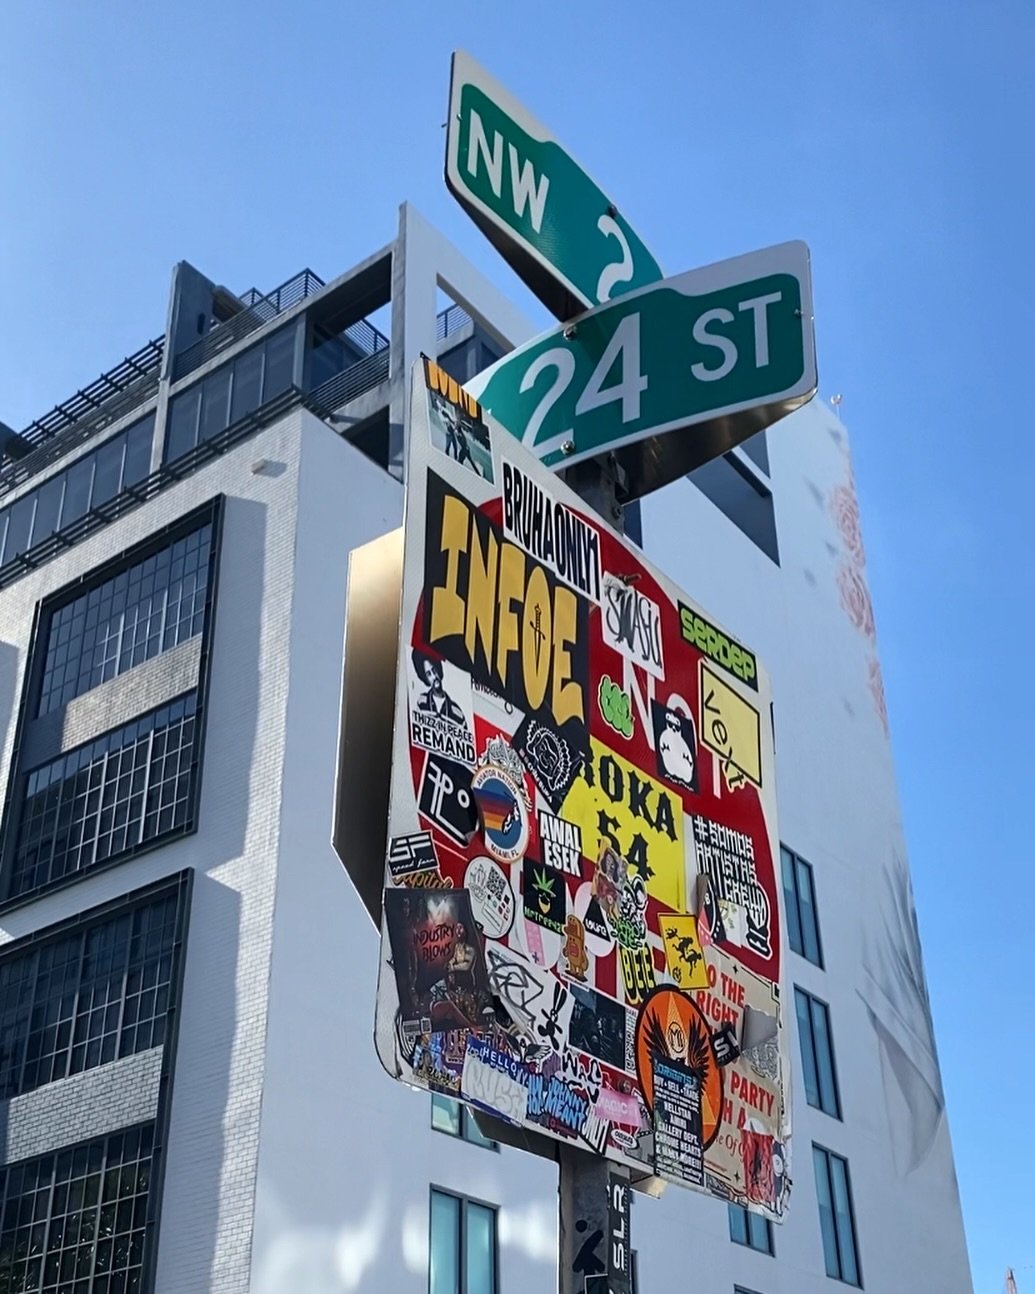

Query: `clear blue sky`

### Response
(2, 3, 1031, 1288)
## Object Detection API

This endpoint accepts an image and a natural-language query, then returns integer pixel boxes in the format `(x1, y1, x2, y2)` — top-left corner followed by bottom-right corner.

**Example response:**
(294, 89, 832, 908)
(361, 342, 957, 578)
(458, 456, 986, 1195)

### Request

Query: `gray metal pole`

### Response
(557, 451, 631, 1294)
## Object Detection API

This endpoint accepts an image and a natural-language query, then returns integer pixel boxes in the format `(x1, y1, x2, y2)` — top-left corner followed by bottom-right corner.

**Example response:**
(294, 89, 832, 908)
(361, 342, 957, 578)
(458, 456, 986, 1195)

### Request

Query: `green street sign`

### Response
(465, 242, 817, 500)
(446, 50, 663, 322)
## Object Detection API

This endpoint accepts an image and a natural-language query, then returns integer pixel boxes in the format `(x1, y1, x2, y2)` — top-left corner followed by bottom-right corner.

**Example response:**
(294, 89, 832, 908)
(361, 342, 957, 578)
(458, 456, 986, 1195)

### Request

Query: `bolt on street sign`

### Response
(446, 50, 663, 322)
(465, 241, 817, 501)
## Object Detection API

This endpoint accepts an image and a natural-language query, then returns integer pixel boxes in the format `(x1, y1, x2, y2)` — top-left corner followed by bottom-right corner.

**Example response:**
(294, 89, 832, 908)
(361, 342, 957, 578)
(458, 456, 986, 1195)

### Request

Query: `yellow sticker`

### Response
(561, 738, 685, 912)
(699, 663, 762, 790)
(660, 913, 709, 989)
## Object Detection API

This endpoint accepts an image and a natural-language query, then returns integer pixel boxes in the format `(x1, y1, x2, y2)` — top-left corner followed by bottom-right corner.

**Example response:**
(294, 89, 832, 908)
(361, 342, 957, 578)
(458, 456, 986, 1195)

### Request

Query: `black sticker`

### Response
(515, 715, 585, 811)
(711, 1025, 741, 1068)
(650, 700, 698, 793)
(652, 1059, 704, 1186)
(569, 986, 627, 1070)
(607, 1173, 632, 1294)
(418, 753, 477, 844)
(583, 896, 611, 943)
(387, 831, 439, 880)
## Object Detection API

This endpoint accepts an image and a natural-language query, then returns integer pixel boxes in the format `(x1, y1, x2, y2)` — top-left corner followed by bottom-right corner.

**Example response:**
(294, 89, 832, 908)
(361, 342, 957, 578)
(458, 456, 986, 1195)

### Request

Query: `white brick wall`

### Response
(1, 1047, 163, 1165)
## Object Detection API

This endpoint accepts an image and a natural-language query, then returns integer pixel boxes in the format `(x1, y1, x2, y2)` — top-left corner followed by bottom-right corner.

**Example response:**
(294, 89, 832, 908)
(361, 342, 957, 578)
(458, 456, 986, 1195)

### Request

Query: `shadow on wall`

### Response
(0, 637, 22, 789)
(156, 495, 269, 1289)
(156, 872, 242, 1291)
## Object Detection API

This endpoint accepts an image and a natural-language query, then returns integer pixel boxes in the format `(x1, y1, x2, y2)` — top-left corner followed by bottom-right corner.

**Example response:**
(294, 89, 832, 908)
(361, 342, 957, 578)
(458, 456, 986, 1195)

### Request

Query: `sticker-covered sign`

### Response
(373, 358, 790, 1216)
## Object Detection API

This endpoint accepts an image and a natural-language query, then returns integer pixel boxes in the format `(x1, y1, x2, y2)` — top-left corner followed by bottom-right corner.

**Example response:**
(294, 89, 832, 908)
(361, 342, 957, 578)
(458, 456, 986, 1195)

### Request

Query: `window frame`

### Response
(0, 870, 192, 1101)
(794, 986, 842, 1120)
(0, 413, 156, 573)
(728, 1202, 774, 1256)
(813, 1144, 862, 1286)
(430, 1095, 499, 1151)
(429, 1185, 499, 1294)
(0, 1121, 157, 1294)
(164, 323, 299, 465)
(0, 498, 224, 913)
(781, 844, 824, 968)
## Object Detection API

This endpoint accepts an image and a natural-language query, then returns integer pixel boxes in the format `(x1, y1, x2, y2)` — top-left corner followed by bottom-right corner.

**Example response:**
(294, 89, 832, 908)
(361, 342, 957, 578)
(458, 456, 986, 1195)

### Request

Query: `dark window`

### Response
(123, 418, 153, 487)
(230, 347, 264, 423)
(437, 327, 505, 386)
(165, 386, 201, 462)
(687, 452, 779, 564)
(10, 695, 197, 897)
(0, 889, 181, 1099)
(0, 1124, 155, 1294)
(92, 436, 126, 508)
(431, 1095, 498, 1150)
(782, 845, 823, 967)
(813, 1146, 861, 1285)
(795, 988, 842, 1119)
(62, 454, 96, 527)
(430, 1188, 497, 1294)
(1, 495, 34, 566)
(165, 324, 296, 464)
(728, 1203, 773, 1255)
(37, 521, 213, 715)
(31, 475, 65, 547)
(0, 414, 156, 571)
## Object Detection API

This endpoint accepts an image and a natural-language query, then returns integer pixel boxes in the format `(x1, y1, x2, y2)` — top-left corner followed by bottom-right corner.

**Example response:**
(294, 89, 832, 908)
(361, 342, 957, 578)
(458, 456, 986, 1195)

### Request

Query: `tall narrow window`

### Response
(781, 845, 823, 967)
(795, 988, 842, 1119)
(728, 1202, 773, 1255)
(430, 1188, 498, 1294)
(813, 1146, 861, 1285)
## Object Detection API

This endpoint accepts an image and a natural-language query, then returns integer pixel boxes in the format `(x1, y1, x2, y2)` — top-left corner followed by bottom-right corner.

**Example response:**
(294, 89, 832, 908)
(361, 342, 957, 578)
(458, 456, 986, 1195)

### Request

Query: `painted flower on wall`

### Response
(868, 657, 889, 736)
(829, 482, 866, 566)
(837, 562, 875, 641)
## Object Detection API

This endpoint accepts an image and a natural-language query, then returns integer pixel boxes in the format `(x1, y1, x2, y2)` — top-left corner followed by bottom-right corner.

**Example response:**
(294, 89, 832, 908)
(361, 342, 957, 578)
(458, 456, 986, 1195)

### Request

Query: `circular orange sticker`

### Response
(635, 987, 724, 1149)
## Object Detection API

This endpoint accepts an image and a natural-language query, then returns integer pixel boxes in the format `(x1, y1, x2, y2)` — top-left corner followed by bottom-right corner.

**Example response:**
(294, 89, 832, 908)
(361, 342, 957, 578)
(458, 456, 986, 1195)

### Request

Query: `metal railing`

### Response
(308, 346, 390, 413)
(340, 316, 390, 358)
(1, 342, 164, 501)
(436, 303, 472, 341)
(172, 267, 326, 382)
(0, 377, 396, 593)
(239, 268, 324, 316)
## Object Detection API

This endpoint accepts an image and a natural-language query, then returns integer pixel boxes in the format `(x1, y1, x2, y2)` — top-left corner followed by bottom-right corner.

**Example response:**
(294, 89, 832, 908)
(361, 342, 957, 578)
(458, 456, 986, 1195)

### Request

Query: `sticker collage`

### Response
(374, 358, 790, 1216)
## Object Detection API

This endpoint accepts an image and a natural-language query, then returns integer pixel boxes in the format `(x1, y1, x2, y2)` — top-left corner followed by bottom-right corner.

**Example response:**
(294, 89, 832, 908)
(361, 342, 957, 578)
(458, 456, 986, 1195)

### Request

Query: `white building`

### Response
(0, 204, 971, 1294)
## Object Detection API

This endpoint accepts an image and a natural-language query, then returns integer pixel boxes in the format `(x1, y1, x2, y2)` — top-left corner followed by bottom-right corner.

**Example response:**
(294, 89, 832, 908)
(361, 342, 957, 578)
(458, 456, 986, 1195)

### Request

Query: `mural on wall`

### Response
(826, 427, 945, 1173)
(373, 358, 790, 1215)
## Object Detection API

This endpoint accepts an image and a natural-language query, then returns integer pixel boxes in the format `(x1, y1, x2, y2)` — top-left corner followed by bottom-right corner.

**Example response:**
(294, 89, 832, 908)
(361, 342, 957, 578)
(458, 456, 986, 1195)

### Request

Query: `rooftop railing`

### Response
(307, 343, 390, 413)
(436, 303, 473, 341)
(172, 267, 326, 382)
(1, 339, 164, 502)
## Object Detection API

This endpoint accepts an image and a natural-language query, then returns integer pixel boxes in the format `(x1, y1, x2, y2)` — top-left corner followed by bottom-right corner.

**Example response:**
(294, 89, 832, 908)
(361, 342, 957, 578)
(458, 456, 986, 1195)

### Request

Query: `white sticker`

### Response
(465, 856, 515, 939)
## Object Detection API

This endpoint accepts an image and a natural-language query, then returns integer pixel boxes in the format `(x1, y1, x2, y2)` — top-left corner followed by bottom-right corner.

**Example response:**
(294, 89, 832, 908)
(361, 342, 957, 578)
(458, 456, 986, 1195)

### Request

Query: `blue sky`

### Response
(2, 2, 1031, 1288)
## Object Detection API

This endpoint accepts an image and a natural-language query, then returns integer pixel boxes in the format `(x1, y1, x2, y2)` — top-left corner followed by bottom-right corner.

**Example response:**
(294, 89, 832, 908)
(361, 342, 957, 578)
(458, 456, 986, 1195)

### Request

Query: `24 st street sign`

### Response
(465, 241, 817, 500)
(446, 50, 663, 321)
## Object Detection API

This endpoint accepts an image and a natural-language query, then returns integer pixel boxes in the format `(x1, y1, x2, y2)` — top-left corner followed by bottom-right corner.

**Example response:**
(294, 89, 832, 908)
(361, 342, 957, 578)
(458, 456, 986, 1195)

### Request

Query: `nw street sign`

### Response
(446, 50, 663, 322)
(465, 241, 817, 500)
